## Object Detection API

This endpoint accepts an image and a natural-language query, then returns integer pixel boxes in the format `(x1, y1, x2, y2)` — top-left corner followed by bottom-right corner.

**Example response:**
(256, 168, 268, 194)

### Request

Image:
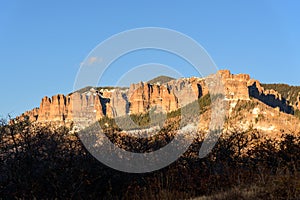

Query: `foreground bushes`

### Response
(0, 118, 299, 199)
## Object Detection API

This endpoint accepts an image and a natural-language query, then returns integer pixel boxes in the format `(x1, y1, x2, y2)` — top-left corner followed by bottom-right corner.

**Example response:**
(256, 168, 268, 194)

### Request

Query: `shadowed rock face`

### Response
(248, 81, 294, 114)
(297, 94, 300, 110)
(18, 70, 297, 124)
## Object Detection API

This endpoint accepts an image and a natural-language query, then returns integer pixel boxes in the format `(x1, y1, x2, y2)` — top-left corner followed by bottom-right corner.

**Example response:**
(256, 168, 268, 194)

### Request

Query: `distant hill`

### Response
(73, 86, 93, 94)
(147, 75, 175, 85)
(72, 86, 128, 94)
(72, 76, 175, 94)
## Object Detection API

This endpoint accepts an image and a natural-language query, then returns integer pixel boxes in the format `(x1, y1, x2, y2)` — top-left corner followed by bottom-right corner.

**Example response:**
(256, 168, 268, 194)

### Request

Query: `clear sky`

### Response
(1, 0, 300, 117)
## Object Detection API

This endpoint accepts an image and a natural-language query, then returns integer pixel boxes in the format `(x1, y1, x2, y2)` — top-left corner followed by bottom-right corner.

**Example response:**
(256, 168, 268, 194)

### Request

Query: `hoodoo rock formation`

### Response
(17, 70, 299, 124)
(128, 82, 178, 114)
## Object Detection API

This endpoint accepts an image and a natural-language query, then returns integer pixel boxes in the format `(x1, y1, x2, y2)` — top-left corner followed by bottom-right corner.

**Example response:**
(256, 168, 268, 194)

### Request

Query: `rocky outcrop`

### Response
(37, 96, 51, 121)
(128, 82, 178, 114)
(248, 80, 293, 114)
(166, 77, 208, 106)
(29, 91, 107, 123)
(65, 92, 105, 122)
(16, 108, 39, 122)
(38, 95, 67, 121)
(19, 70, 297, 124)
(105, 89, 128, 118)
(217, 70, 250, 100)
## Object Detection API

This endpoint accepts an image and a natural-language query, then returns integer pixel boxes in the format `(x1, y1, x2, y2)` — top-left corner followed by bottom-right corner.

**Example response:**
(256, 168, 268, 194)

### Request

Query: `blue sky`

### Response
(1, 1, 300, 117)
